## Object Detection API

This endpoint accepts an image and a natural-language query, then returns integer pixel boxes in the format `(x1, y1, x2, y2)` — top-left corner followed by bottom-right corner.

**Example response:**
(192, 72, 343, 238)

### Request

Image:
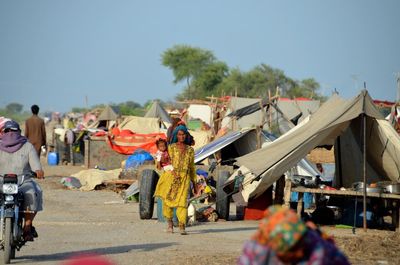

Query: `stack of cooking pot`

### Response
(352, 182, 400, 194)
(352, 182, 382, 193)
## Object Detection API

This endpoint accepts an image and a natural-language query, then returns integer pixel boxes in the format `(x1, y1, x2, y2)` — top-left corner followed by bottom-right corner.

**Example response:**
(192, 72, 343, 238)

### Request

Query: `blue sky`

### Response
(0, 0, 398, 112)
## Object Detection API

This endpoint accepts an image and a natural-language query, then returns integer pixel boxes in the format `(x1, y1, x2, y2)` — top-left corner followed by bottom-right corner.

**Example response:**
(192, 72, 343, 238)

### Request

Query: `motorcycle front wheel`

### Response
(2, 217, 13, 264)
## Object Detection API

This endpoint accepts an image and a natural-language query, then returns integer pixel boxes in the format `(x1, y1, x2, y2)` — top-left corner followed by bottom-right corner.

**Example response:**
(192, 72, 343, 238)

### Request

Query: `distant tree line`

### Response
(0, 103, 30, 122)
(162, 45, 326, 101)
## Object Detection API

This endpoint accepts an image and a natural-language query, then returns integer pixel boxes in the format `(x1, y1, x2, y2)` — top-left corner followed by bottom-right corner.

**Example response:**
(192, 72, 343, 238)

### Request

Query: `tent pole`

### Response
(336, 137, 343, 188)
(363, 112, 367, 232)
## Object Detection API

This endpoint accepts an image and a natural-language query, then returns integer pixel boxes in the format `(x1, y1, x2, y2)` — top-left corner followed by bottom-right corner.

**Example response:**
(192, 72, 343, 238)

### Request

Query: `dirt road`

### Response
(13, 164, 255, 265)
(10, 163, 400, 265)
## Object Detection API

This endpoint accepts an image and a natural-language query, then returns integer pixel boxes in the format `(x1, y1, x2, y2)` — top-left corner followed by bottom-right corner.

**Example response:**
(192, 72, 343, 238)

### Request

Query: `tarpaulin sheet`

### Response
(194, 129, 252, 163)
(106, 132, 166, 155)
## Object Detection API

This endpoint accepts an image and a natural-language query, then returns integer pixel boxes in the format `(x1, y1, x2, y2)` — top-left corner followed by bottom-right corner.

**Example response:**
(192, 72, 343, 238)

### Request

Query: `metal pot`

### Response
(384, 184, 400, 194)
(365, 187, 383, 193)
(352, 182, 383, 193)
(352, 182, 364, 190)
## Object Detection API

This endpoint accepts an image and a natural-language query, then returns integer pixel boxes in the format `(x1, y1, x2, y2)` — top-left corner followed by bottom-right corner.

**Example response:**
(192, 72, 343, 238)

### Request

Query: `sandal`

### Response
(166, 219, 173, 233)
(31, 226, 38, 238)
(23, 231, 34, 242)
(179, 224, 187, 235)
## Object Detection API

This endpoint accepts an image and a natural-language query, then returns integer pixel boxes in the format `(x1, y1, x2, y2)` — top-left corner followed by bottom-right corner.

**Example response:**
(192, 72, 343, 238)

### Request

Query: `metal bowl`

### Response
(384, 184, 400, 194)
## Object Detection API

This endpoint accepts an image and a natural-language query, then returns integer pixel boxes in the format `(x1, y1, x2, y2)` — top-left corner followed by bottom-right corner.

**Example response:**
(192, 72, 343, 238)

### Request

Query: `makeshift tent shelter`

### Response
(187, 104, 213, 126)
(118, 116, 163, 134)
(97, 105, 119, 121)
(106, 132, 166, 155)
(88, 105, 120, 129)
(222, 97, 264, 129)
(235, 90, 400, 201)
(144, 100, 172, 124)
(194, 127, 318, 178)
(222, 97, 320, 131)
(275, 98, 320, 123)
(104, 116, 166, 155)
(189, 130, 211, 151)
(194, 128, 260, 164)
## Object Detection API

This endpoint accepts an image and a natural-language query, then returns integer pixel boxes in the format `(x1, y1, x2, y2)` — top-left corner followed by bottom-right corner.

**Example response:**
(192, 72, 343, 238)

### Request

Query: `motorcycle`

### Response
(0, 173, 34, 264)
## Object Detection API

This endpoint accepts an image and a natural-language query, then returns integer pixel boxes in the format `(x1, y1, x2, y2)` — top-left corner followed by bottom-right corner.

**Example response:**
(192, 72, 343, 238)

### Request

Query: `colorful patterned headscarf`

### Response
(252, 206, 307, 256)
(170, 125, 190, 145)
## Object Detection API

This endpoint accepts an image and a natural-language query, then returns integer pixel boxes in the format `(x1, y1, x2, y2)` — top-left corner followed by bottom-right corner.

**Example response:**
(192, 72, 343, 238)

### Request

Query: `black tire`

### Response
(3, 217, 12, 264)
(10, 247, 15, 259)
(139, 169, 159, 219)
(216, 171, 230, 220)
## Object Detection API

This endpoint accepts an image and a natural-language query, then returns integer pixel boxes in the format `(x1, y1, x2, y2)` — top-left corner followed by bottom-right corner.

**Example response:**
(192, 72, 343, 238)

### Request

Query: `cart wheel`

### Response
(216, 170, 230, 220)
(139, 169, 159, 219)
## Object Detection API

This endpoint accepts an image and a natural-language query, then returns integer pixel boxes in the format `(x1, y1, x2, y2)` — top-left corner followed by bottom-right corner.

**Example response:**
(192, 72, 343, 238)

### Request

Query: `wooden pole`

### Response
(283, 179, 292, 209)
(363, 85, 367, 232)
(363, 113, 367, 231)
(257, 99, 265, 149)
(268, 89, 272, 128)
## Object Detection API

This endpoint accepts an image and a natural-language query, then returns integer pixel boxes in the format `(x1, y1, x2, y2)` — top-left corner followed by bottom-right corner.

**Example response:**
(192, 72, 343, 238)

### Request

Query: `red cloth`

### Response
(106, 132, 166, 155)
(244, 187, 273, 220)
(93, 131, 106, 137)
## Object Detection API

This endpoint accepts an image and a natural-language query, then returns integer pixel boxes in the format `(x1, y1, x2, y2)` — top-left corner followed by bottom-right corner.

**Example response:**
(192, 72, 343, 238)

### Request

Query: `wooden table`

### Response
(283, 180, 400, 232)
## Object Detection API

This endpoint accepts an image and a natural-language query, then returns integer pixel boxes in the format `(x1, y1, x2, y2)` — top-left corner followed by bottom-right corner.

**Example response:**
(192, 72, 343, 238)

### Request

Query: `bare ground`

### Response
(12, 161, 400, 265)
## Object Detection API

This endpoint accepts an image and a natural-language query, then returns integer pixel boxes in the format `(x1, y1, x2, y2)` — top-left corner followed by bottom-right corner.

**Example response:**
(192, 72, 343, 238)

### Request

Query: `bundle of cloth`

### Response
(238, 206, 350, 265)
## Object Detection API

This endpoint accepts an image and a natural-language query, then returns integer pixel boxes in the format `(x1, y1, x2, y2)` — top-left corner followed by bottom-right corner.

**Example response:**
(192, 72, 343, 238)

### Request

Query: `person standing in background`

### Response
(25, 104, 46, 156)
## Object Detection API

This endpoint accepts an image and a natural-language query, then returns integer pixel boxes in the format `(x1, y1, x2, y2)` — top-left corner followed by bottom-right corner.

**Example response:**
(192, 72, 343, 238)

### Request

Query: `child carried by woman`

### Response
(155, 138, 173, 171)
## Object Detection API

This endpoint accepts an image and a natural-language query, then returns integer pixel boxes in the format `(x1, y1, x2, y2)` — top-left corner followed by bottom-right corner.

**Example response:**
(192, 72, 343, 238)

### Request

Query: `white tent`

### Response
(119, 116, 162, 134)
(235, 90, 400, 200)
(144, 100, 172, 124)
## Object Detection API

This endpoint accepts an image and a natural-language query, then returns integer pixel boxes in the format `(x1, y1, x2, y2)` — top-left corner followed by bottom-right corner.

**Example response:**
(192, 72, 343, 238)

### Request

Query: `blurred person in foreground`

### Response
(25, 104, 47, 156)
(0, 120, 44, 241)
(238, 205, 350, 265)
(61, 254, 115, 265)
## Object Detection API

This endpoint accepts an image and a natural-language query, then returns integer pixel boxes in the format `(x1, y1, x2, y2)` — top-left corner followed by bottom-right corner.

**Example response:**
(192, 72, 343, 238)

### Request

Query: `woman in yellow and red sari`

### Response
(154, 125, 197, 235)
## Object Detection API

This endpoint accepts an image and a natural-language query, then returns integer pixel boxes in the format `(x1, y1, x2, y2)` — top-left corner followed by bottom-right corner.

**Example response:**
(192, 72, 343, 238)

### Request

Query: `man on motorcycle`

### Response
(0, 120, 44, 241)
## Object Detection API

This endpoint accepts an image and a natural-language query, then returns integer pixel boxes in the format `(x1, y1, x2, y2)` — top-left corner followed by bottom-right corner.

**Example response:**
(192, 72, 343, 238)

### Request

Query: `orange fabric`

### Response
(111, 127, 120, 135)
(106, 132, 166, 155)
(244, 187, 273, 220)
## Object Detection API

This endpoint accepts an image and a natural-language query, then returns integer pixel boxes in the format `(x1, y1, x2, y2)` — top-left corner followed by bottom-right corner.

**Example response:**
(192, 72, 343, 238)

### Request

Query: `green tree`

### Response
(217, 64, 325, 100)
(217, 64, 293, 98)
(117, 101, 144, 116)
(71, 107, 89, 113)
(162, 45, 219, 99)
(6, 103, 23, 114)
(190, 62, 228, 99)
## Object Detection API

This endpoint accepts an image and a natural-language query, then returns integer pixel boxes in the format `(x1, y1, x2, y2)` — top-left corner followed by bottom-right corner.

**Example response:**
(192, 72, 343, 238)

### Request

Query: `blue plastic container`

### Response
(47, 152, 59, 166)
